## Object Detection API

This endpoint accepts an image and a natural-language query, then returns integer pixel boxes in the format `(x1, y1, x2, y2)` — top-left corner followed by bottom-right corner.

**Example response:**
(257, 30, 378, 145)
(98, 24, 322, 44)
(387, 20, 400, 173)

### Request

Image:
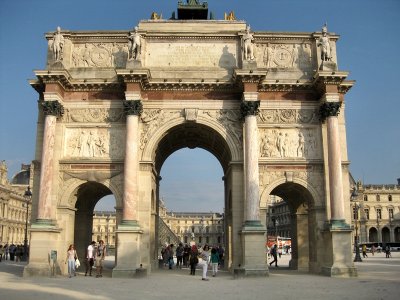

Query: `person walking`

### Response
(95, 240, 107, 278)
(65, 244, 78, 278)
(199, 244, 211, 281)
(85, 241, 96, 276)
(176, 242, 184, 269)
(0, 245, 4, 262)
(189, 244, 199, 275)
(210, 247, 219, 277)
(362, 244, 368, 258)
(269, 244, 278, 267)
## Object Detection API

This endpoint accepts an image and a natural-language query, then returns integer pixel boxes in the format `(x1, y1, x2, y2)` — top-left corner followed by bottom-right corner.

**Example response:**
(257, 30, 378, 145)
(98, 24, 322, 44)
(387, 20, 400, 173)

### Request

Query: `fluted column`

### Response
(121, 99, 142, 225)
(241, 99, 262, 226)
(37, 100, 64, 223)
(320, 97, 347, 228)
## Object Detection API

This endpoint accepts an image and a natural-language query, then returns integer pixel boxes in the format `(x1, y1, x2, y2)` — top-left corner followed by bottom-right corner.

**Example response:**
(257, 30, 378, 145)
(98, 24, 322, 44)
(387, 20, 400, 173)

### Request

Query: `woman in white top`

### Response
(199, 244, 211, 281)
(65, 244, 78, 278)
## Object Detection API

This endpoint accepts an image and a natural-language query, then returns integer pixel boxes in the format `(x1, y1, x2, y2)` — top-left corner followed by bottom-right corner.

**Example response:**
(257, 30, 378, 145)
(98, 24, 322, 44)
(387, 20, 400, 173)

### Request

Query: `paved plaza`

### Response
(0, 252, 399, 300)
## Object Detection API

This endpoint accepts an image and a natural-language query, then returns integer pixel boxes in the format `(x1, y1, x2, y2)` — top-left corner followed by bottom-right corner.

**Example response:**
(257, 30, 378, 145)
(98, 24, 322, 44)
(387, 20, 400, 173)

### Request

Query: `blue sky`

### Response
(0, 0, 399, 212)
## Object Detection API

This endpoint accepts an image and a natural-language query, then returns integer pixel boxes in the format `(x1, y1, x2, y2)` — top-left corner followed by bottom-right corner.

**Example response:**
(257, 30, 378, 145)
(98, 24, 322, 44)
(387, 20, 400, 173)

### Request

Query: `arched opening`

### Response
(395, 227, 400, 242)
(381, 227, 390, 243)
(369, 227, 378, 242)
(73, 181, 116, 274)
(152, 123, 232, 269)
(268, 182, 315, 272)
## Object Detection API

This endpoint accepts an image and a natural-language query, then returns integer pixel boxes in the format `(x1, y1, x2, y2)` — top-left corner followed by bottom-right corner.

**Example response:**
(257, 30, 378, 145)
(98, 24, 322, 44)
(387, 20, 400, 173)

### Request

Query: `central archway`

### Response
(149, 122, 237, 269)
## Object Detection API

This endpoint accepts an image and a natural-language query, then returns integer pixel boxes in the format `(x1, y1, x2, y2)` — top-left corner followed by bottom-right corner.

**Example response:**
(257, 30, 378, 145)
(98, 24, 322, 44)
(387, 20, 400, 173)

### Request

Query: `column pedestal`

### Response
(235, 225, 268, 278)
(23, 225, 61, 277)
(112, 224, 145, 278)
(321, 227, 357, 277)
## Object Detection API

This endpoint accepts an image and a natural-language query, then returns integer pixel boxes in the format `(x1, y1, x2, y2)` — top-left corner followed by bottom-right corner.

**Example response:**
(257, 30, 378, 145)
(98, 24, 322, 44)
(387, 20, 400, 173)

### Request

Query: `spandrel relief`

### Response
(140, 109, 182, 150)
(259, 128, 320, 159)
(202, 109, 243, 148)
(258, 109, 318, 124)
(64, 128, 124, 159)
(72, 43, 128, 68)
(63, 108, 124, 123)
(255, 43, 314, 71)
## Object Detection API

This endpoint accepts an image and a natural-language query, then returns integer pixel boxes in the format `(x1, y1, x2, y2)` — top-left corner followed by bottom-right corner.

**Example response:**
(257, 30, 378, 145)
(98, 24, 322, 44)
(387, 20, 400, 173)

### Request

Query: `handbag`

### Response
(75, 258, 81, 268)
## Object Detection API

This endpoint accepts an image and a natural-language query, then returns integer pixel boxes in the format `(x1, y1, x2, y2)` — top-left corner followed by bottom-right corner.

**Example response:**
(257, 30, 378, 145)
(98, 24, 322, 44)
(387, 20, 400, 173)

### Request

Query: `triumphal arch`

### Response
(25, 2, 356, 278)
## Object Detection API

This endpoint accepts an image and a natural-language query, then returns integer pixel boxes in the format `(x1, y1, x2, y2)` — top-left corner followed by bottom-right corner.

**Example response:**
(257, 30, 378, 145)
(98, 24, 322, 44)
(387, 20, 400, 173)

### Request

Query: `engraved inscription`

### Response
(145, 42, 238, 68)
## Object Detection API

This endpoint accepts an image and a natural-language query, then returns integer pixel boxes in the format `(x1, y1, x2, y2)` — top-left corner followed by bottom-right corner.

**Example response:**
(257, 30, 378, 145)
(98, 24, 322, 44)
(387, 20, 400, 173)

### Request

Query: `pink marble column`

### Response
(122, 100, 142, 224)
(37, 101, 63, 222)
(321, 101, 346, 225)
(241, 100, 261, 225)
(122, 114, 139, 221)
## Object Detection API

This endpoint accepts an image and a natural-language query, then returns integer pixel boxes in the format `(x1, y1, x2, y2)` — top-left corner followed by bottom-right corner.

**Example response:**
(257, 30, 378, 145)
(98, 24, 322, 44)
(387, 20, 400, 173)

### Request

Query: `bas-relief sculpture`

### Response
(255, 43, 313, 70)
(71, 43, 128, 68)
(259, 128, 320, 159)
(64, 128, 125, 159)
(257, 109, 318, 124)
(63, 108, 124, 123)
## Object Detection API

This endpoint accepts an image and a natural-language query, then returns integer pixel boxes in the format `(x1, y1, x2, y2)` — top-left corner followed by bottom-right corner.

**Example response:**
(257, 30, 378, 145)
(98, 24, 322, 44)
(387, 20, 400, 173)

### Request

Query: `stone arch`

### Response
(141, 115, 242, 166)
(382, 226, 390, 243)
(369, 227, 378, 242)
(260, 177, 319, 272)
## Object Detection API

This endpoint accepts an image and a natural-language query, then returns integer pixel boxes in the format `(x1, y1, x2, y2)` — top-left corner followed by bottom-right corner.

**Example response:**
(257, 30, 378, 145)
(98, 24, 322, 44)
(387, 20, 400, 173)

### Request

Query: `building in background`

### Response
(350, 178, 400, 246)
(0, 162, 32, 245)
(92, 211, 116, 248)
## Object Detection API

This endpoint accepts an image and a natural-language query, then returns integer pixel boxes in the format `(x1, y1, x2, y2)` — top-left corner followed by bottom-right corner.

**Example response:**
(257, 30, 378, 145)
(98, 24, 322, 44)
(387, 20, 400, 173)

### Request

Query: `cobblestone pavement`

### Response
(0, 252, 399, 300)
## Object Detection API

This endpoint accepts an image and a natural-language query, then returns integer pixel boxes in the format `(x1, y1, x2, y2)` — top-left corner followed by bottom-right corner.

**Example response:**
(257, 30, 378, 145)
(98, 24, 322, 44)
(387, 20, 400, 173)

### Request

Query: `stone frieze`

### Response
(257, 109, 318, 124)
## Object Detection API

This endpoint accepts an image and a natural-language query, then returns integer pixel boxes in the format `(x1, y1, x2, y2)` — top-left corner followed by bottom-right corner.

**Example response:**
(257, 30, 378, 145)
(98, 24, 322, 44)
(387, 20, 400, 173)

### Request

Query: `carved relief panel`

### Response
(64, 128, 125, 159)
(258, 109, 318, 125)
(259, 128, 321, 159)
(63, 108, 124, 123)
(71, 43, 128, 68)
(255, 43, 315, 72)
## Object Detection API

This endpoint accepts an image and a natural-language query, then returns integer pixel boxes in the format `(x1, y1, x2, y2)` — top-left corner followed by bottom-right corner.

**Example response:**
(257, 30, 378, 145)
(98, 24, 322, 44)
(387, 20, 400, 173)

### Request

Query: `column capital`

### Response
(123, 100, 143, 116)
(319, 101, 341, 122)
(240, 100, 260, 118)
(41, 100, 64, 117)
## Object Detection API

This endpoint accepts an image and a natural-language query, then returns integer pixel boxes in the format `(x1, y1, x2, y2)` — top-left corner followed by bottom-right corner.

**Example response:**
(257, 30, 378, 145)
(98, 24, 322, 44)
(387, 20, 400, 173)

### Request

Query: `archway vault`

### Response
(152, 122, 234, 174)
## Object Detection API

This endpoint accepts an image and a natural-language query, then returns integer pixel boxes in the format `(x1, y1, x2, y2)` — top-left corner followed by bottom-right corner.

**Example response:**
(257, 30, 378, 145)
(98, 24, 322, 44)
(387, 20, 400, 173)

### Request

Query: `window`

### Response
(376, 208, 382, 219)
(352, 207, 358, 220)
(364, 208, 369, 220)
(389, 208, 394, 219)
(376, 195, 380, 201)
(388, 195, 392, 202)
(364, 195, 368, 201)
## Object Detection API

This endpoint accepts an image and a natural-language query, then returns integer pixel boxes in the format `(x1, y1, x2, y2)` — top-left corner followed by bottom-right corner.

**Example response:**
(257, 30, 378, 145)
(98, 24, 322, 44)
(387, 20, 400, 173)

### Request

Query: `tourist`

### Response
(210, 247, 219, 277)
(0, 245, 4, 262)
(167, 244, 174, 269)
(189, 244, 199, 275)
(362, 244, 368, 258)
(65, 244, 77, 278)
(371, 244, 376, 256)
(176, 242, 184, 268)
(85, 241, 96, 276)
(269, 244, 278, 267)
(385, 245, 391, 258)
(183, 243, 190, 267)
(4, 243, 9, 260)
(199, 244, 211, 281)
(218, 245, 225, 268)
(96, 240, 106, 278)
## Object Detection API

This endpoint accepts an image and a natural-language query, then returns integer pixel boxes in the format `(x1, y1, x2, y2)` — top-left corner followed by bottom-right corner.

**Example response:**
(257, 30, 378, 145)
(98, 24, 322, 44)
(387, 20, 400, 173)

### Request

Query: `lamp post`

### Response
(106, 215, 110, 249)
(351, 188, 362, 262)
(22, 186, 32, 262)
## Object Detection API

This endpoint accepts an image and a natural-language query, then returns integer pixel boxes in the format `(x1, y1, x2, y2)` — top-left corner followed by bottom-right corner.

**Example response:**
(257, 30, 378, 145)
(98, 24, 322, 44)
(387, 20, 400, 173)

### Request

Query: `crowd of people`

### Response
(0, 243, 28, 262)
(160, 242, 224, 281)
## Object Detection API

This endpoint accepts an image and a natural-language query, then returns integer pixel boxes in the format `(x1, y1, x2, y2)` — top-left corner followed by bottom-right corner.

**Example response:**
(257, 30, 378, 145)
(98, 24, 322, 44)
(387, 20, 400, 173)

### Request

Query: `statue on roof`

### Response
(187, 0, 200, 5)
(128, 26, 141, 60)
(242, 25, 255, 61)
(317, 24, 331, 61)
(52, 26, 64, 61)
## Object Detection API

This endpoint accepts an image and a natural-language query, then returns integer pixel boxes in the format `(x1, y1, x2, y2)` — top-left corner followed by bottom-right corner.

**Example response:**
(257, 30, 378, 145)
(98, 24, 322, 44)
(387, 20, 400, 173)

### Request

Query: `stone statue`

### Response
(242, 25, 255, 60)
(52, 26, 64, 61)
(128, 26, 141, 60)
(317, 24, 331, 61)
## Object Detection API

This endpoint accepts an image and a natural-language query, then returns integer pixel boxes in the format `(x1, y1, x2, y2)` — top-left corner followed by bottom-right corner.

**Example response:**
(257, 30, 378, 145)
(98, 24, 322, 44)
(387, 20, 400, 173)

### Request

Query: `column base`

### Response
(321, 266, 357, 277)
(113, 225, 144, 278)
(239, 223, 268, 278)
